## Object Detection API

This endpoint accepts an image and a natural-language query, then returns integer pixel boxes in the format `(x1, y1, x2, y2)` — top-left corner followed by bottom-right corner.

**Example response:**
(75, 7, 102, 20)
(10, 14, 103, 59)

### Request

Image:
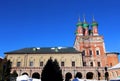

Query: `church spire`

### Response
(78, 16, 80, 22)
(92, 15, 95, 22)
(92, 15, 98, 26)
(83, 15, 89, 28)
(91, 16, 99, 36)
(75, 16, 83, 36)
(83, 15, 89, 36)
(83, 14, 86, 23)
(76, 16, 82, 27)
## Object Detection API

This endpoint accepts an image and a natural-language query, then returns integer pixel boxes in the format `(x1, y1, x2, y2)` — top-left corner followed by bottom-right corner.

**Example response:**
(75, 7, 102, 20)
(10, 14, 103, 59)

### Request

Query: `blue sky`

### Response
(0, 0, 120, 60)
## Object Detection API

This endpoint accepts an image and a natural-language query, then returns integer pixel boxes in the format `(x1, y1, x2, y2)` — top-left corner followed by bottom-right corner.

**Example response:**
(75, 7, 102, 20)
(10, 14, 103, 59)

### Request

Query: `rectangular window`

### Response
(110, 63, 112, 67)
(40, 61, 43, 66)
(89, 50, 92, 56)
(97, 62, 101, 67)
(72, 61, 75, 67)
(29, 61, 33, 67)
(96, 50, 100, 55)
(61, 61, 64, 67)
(17, 62, 21, 67)
(90, 62, 93, 67)
(83, 62, 86, 66)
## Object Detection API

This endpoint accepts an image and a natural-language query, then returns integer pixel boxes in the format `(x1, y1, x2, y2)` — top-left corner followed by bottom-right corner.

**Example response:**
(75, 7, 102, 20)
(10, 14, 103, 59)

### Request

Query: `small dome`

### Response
(92, 21, 98, 27)
(76, 21, 83, 27)
(83, 22, 89, 28)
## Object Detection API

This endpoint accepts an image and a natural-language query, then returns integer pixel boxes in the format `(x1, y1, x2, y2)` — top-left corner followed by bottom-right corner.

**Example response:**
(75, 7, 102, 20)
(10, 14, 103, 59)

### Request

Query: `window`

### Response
(83, 62, 86, 66)
(97, 62, 101, 67)
(110, 63, 112, 67)
(29, 61, 33, 67)
(61, 61, 64, 67)
(40, 61, 43, 66)
(17, 62, 21, 67)
(90, 62, 93, 67)
(89, 50, 92, 56)
(96, 50, 100, 55)
(72, 61, 75, 67)
(82, 50, 85, 56)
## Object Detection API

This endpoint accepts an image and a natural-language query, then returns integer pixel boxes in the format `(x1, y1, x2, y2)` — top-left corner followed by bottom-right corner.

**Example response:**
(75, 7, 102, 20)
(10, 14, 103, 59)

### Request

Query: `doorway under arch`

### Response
(86, 72, 94, 79)
(22, 72, 29, 76)
(75, 72, 82, 79)
(65, 72, 72, 81)
(32, 72, 40, 79)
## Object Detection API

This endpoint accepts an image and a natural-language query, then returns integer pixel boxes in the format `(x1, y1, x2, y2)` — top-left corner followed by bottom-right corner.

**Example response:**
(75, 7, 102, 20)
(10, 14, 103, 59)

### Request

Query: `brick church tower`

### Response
(74, 16, 108, 67)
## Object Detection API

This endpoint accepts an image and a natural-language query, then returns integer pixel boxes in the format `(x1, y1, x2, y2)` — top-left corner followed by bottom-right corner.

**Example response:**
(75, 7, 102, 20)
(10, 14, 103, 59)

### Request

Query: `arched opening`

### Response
(22, 72, 28, 76)
(65, 72, 72, 81)
(86, 72, 94, 79)
(75, 72, 82, 79)
(32, 72, 40, 79)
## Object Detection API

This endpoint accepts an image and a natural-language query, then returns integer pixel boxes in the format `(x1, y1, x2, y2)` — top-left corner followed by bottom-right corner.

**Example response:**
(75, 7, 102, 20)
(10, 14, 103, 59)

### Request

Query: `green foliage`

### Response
(11, 70, 18, 78)
(0, 57, 12, 81)
(41, 57, 63, 81)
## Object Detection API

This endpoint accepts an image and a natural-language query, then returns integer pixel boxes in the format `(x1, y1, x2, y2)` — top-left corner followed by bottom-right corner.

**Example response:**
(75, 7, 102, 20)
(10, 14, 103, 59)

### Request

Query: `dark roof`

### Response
(4, 47, 81, 54)
(106, 52, 120, 55)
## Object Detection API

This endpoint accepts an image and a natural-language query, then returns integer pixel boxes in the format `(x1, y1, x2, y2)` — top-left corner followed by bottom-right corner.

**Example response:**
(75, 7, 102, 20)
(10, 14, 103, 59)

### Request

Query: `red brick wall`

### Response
(107, 54, 119, 67)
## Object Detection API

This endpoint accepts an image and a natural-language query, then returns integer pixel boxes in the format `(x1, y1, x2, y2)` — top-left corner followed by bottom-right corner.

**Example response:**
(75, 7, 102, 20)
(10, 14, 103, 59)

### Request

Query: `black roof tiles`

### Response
(5, 47, 81, 54)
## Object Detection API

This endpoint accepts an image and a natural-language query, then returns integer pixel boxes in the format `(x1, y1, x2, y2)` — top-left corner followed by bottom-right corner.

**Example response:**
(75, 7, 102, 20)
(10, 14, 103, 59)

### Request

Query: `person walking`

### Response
(65, 72, 72, 81)
(72, 72, 82, 81)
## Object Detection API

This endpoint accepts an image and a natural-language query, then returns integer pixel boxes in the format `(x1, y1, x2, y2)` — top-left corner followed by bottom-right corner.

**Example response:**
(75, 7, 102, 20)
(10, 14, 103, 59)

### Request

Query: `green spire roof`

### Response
(91, 16, 98, 27)
(83, 15, 89, 28)
(83, 22, 89, 28)
(92, 22, 98, 27)
(76, 21, 83, 27)
(76, 16, 83, 27)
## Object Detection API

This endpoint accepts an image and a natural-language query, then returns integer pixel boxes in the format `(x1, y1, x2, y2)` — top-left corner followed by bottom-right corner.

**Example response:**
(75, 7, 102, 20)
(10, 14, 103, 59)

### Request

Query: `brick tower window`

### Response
(97, 62, 101, 67)
(89, 50, 92, 56)
(90, 62, 93, 66)
(110, 63, 112, 67)
(96, 50, 100, 55)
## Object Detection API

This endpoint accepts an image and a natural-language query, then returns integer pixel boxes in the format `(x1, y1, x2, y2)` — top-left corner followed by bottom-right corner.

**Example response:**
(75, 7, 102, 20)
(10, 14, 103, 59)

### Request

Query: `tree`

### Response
(53, 59, 63, 81)
(0, 59, 3, 80)
(0, 57, 11, 81)
(41, 57, 63, 81)
(11, 70, 18, 78)
(10, 70, 18, 81)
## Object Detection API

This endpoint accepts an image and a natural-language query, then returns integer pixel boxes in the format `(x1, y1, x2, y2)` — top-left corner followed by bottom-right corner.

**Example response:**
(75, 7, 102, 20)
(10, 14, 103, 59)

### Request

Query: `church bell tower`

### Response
(74, 16, 107, 67)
